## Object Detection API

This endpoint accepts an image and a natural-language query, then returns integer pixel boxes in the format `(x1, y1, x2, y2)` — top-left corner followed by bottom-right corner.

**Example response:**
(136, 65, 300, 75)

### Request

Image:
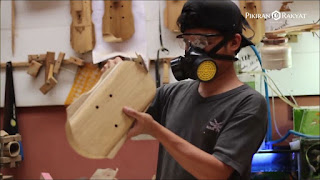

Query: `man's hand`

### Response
(123, 106, 158, 138)
(101, 57, 123, 73)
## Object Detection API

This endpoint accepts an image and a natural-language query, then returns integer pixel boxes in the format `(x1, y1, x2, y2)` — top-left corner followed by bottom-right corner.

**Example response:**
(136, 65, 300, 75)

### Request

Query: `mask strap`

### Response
(210, 54, 238, 61)
(207, 33, 237, 61)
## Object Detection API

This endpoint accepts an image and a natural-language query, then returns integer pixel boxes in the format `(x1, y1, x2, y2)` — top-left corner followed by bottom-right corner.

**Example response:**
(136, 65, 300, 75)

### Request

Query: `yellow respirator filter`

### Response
(197, 61, 217, 82)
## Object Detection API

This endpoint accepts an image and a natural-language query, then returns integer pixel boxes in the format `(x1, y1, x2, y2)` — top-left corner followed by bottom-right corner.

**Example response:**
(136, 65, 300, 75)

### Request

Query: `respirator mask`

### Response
(171, 33, 237, 82)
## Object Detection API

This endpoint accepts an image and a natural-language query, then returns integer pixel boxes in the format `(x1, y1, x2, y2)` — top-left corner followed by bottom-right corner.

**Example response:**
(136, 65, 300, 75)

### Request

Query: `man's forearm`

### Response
(151, 120, 233, 179)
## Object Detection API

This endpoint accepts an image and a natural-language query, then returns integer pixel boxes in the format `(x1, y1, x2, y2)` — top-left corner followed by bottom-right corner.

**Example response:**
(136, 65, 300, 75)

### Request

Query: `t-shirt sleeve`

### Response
(212, 94, 268, 176)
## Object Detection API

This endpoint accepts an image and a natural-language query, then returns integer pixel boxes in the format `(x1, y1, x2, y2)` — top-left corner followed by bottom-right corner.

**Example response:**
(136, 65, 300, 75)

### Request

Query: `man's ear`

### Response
(228, 34, 242, 51)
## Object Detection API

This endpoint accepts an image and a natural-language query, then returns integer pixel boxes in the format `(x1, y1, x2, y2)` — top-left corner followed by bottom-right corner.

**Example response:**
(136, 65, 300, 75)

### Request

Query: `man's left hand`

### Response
(123, 106, 158, 138)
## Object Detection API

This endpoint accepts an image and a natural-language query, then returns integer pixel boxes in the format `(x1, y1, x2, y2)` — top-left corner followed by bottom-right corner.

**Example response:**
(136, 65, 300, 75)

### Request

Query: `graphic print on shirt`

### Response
(206, 118, 223, 133)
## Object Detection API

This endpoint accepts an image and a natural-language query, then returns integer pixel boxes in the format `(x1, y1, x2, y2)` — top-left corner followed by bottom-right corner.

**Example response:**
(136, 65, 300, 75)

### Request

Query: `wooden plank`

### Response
(66, 60, 156, 159)
(70, 0, 95, 53)
(53, 52, 65, 75)
(102, 0, 135, 42)
(164, 0, 186, 32)
(239, 0, 265, 44)
(265, 23, 320, 38)
(0, 62, 29, 68)
(0, 59, 73, 69)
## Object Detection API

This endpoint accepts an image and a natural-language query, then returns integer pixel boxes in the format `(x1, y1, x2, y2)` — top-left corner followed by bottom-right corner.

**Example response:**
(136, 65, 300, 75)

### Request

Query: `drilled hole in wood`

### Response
(109, 94, 113, 98)
(115, 124, 118, 128)
(110, 17, 112, 19)
(96, 106, 99, 109)
(110, 5, 113, 8)
(122, 16, 125, 19)
(121, 5, 124, 7)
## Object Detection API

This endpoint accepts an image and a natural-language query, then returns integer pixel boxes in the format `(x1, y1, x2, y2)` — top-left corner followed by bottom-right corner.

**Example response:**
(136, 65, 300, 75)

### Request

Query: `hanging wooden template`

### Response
(70, 0, 95, 53)
(66, 56, 156, 159)
(239, 0, 265, 44)
(102, 0, 135, 42)
(164, 0, 186, 32)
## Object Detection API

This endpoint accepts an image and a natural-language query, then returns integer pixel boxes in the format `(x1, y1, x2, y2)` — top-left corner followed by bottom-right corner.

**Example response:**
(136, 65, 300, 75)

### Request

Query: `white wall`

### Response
(1, 0, 319, 107)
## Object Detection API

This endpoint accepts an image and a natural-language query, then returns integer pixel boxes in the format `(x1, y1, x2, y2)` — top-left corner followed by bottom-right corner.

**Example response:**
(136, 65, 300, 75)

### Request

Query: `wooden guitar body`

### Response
(102, 0, 135, 42)
(70, 0, 95, 53)
(66, 59, 156, 159)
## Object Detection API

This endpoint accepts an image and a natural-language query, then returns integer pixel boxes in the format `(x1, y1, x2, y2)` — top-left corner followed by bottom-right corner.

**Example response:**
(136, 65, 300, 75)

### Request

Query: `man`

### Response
(103, 0, 267, 179)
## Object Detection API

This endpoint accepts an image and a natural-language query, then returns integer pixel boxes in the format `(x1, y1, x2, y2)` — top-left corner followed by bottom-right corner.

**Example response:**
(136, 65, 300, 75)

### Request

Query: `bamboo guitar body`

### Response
(70, 0, 95, 53)
(102, 0, 135, 42)
(164, 0, 186, 32)
(66, 60, 156, 159)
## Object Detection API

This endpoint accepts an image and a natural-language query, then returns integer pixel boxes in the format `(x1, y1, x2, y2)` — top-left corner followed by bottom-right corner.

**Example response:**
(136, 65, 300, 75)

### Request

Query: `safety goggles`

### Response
(176, 33, 223, 49)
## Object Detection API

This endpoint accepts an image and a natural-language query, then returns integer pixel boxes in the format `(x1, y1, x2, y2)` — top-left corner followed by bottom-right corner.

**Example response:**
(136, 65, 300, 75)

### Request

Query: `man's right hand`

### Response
(101, 57, 123, 73)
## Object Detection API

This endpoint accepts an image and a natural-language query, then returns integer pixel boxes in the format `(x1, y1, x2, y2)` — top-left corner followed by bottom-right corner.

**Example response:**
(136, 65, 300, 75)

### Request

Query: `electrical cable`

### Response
(250, 45, 273, 143)
(249, 45, 320, 146)
(266, 130, 320, 145)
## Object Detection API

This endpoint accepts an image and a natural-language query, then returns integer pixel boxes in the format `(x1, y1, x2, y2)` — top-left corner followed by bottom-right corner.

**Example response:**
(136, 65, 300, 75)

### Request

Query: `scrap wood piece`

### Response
(0, 130, 9, 137)
(0, 174, 13, 180)
(90, 168, 119, 180)
(27, 60, 43, 77)
(0, 155, 22, 168)
(45, 52, 55, 81)
(70, 0, 95, 53)
(68, 56, 85, 66)
(102, 0, 135, 42)
(47, 64, 54, 81)
(66, 60, 156, 159)
(0, 134, 21, 144)
(3, 141, 20, 157)
(40, 77, 58, 95)
(28, 54, 46, 63)
(53, 52, 65, 75)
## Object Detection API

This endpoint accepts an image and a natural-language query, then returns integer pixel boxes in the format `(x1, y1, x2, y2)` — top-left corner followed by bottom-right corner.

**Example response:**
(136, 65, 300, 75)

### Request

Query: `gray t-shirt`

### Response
(147, 80, 268, 180)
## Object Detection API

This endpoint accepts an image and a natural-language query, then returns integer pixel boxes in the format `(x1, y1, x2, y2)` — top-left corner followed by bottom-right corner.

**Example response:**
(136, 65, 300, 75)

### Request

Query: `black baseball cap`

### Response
(178, 0, 254, 47)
